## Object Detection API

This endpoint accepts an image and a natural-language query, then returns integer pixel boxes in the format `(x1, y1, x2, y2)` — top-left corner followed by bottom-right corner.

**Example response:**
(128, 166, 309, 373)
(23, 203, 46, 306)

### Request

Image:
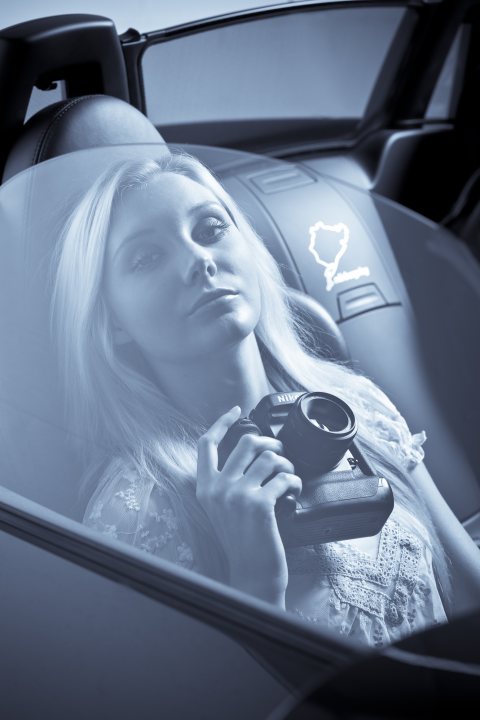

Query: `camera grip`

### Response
(217, 417, 297, 515)
(217, 417, 261, 471)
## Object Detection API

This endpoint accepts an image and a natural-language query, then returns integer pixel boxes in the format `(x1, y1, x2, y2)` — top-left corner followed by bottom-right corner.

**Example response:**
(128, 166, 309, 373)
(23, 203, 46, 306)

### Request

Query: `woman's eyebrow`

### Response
(112, 202, 226, 262)
(188, 200, 225, 216)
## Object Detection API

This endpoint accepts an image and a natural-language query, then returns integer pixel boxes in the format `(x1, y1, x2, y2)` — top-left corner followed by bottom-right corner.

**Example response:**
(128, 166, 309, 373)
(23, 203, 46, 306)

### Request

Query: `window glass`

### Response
(25, 81, 66, 123)
(0, 143, 460, 664)
(0, 525, 296, 719)
(142, 7, 405, 126)
(0, 144, 352, 699)
(426, 25, 470, 120)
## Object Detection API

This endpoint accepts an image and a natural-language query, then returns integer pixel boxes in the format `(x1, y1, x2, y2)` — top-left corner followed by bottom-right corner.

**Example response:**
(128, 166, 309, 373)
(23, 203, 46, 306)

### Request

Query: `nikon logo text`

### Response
(277, 393, 298, 403)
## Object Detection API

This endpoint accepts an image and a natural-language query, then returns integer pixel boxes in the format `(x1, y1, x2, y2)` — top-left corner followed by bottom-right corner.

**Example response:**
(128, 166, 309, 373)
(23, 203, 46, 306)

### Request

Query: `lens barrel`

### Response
(277, 392, 356, 473)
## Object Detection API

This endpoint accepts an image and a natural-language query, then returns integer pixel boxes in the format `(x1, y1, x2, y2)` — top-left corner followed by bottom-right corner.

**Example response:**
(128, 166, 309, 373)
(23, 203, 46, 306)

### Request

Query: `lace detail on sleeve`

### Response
(142, 484, 195, 569)
(362, 387, 427, 472)
(83, 459, 194, 570)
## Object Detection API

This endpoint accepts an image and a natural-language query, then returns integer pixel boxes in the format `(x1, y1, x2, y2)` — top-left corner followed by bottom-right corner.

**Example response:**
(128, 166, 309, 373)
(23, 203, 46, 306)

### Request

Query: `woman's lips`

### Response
(188, 289, 238, 316)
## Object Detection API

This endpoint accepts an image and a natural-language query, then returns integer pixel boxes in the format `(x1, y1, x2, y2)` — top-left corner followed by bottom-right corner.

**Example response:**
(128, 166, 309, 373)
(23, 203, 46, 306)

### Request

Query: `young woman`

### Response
(51, 152, 480, 648)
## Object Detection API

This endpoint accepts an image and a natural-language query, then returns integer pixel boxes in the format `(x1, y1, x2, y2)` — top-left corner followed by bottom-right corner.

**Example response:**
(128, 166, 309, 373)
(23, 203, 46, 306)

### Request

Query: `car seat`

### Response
(0, 93, 349, 519)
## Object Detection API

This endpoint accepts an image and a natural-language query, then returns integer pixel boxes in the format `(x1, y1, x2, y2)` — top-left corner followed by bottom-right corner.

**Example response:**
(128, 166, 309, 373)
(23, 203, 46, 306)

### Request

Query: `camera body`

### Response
(217, 391, 394, 548)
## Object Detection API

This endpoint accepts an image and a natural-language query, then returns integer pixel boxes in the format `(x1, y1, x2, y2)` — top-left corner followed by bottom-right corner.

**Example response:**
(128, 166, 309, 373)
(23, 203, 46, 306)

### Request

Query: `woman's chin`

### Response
(190, 314, 258, 357)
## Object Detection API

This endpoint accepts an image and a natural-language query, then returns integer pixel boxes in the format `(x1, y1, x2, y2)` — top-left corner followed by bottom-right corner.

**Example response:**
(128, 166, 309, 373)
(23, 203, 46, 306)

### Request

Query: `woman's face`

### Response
(103, 172, 262, 366)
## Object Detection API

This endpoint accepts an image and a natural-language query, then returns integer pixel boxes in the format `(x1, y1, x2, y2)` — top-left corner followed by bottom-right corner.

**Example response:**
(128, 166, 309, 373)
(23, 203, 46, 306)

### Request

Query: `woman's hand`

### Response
(196, 406, 302, 608)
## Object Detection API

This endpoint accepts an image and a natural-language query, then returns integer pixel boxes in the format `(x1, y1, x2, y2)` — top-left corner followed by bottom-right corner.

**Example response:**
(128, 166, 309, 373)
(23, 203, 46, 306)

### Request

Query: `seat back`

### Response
(0, 96, 349, 519)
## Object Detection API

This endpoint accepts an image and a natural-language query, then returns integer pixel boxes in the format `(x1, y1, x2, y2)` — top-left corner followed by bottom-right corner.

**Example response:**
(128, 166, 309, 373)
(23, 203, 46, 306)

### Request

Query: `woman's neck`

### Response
(152, 333, 273, 427)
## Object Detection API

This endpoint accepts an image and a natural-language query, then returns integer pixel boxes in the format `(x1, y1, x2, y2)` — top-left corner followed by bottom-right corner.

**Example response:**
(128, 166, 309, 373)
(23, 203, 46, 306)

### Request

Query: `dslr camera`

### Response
(217, 391, 394, 548)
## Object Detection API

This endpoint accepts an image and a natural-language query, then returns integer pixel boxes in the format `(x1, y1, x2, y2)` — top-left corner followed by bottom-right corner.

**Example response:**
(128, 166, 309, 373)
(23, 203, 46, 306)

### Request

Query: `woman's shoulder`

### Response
(359, 383, 427, 472)
(83, 456, 148, 527)
(83, 456, 194, 569)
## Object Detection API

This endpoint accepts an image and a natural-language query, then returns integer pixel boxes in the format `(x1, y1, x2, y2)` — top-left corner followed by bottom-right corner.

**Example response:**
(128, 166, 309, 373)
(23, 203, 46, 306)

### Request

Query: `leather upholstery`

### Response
(3, 94, 164, 182)
(0, 95, 350, 519)
(288, 289, 350, 362)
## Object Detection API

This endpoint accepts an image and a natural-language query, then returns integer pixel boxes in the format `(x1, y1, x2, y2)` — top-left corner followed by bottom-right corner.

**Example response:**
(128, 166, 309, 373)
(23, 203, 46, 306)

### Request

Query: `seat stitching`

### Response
(32, 95, 100, 166)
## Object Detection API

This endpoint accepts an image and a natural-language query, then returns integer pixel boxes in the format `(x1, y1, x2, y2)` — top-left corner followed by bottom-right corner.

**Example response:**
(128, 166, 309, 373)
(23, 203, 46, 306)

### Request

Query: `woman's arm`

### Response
(196, 406, 302, 609)
(84, 464, 194, 570)
(411, 461, 480, 616)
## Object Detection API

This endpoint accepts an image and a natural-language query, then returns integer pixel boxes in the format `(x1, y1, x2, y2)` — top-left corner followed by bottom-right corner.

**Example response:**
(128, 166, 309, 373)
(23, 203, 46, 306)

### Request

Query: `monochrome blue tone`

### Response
(1, 3, 480, 715)
(143, 7, 403, 124)
(2, 0, 289, 33)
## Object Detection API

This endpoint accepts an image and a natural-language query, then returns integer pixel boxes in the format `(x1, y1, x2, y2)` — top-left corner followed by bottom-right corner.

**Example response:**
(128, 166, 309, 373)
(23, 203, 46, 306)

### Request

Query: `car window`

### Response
(25, 81, 66, 122)
(0, 144, 363, 672)
(0, 142, 466, 671)
(0, 520, 292, 719)
(142, 6, 406, 127)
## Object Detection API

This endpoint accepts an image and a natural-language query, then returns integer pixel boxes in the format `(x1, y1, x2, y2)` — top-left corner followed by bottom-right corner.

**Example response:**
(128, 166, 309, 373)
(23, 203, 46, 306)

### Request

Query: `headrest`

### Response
(288, 289, 350, 363)
(2, 94, 164, 182)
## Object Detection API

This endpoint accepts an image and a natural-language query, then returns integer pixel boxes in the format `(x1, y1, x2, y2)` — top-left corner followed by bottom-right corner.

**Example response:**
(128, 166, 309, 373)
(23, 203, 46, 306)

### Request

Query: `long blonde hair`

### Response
(51, 151, 452, 607)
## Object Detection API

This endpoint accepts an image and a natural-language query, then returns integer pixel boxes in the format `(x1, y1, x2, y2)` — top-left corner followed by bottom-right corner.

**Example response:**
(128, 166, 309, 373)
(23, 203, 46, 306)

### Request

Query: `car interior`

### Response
(0, 7, 479, 542)
(1, 5, 480, 713)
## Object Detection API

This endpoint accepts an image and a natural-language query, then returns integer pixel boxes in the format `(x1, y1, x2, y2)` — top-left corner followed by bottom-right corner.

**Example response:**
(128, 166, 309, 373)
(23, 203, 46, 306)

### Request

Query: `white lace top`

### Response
(83, 400, 447, 648)
(84, 459, 195, 570)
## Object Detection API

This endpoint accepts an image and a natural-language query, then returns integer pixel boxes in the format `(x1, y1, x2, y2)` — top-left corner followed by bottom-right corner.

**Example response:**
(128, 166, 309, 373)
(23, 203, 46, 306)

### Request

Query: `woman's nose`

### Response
(181, 244, 217, 284)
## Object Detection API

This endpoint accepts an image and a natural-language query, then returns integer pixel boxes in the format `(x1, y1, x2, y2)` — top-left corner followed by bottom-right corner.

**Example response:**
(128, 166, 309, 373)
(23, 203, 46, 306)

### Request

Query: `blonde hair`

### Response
(51, 152, 452, 607)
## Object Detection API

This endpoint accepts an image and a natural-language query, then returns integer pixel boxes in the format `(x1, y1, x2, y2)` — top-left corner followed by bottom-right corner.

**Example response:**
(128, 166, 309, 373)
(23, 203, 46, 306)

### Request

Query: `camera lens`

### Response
(302, 395, 353, 433)
(277, 392, 356, 473)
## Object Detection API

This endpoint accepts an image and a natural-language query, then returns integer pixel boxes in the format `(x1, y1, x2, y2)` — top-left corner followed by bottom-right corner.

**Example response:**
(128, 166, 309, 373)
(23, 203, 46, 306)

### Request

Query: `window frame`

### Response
(122, 1, 417, 154)
(0, 482, 363, 678)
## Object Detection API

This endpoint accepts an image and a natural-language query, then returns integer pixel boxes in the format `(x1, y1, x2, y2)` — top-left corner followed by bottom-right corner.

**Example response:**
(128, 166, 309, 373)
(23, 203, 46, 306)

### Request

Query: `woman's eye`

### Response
(193, 217, 230, 244)
(130, 248, 162, 273)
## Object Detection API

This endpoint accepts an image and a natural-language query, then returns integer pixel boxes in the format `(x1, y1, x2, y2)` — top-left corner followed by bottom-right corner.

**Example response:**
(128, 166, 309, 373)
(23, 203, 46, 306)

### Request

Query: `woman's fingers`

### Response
(197, 408, 300, 523)
(197, 405, 242, 481)
(242, 450, 295, 487)
(221, 433, 284, 478)
(262, 472, 302, 503)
